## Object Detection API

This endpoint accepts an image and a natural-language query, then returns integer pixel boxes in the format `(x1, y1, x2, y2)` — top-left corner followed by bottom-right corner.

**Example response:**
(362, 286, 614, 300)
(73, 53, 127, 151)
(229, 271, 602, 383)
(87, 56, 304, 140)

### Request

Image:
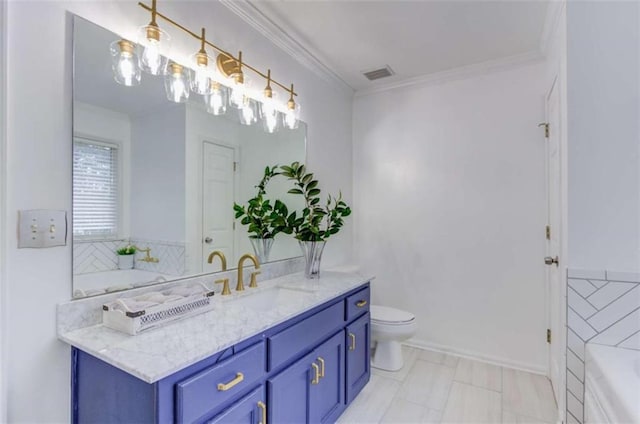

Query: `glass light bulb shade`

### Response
(109, 40, 141, 87)
(205, 83, 228, 116)
(164, 63, 190, 103)
(229, 75, 250, 109)
(137, 24, 171, 75)
(260, 93, 281, 133)
(238, 97, 258, 125)
(188, 52, 215, 95)
(283, 101, 301, 130)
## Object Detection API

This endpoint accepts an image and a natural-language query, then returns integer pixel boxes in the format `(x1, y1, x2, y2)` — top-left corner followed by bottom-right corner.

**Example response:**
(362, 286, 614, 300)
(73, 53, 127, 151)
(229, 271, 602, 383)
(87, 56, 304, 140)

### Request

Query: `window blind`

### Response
(73, 139, 119, 238)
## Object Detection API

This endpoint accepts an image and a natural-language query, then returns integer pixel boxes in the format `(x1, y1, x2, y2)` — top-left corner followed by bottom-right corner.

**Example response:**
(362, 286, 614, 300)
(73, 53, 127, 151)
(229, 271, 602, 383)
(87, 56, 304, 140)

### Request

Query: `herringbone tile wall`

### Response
(566, 269, 640, 423)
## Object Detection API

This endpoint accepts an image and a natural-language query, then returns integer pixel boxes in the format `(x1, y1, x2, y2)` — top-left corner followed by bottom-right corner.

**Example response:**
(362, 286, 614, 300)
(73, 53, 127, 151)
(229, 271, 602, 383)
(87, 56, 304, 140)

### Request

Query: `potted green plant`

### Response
(233, 165, 291, 263)
(280, 162, 351, 278)
(116, 245, 136, 270)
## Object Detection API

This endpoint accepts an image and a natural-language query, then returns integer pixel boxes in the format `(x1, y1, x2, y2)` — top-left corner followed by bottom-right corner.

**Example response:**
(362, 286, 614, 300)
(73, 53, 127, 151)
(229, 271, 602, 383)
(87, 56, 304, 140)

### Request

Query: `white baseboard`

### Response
(404, 338, 548, 376)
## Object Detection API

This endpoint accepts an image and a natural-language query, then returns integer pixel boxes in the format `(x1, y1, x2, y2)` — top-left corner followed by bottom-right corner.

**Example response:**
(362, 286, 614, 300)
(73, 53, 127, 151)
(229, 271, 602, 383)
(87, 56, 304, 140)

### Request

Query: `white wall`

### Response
(130, 104, 186, 242)
(567, 1, 640, 273)
(353, 63, 548, 371)
(0, 0, 7, 420)
(4, 1, 353, 422)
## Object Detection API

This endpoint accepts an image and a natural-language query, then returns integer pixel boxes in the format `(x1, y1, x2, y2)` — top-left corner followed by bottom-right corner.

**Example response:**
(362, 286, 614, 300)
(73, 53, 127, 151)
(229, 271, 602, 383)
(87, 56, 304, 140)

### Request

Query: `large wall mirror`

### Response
(72, 17, 306, 299)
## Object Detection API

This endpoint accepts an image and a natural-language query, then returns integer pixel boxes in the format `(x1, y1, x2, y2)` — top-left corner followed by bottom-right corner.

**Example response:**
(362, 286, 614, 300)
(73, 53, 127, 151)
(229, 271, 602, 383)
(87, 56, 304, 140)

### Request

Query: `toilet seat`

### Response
(371, 305, 415, 325)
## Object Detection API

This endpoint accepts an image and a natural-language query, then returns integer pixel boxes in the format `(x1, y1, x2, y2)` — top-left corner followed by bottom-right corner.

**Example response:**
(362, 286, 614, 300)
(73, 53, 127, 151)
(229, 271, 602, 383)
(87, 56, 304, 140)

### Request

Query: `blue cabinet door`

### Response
(310, 331, 346, 424)
(346, 313, 371, 404)
(267, 351, 316, 423)
(207, 386, 265, 424)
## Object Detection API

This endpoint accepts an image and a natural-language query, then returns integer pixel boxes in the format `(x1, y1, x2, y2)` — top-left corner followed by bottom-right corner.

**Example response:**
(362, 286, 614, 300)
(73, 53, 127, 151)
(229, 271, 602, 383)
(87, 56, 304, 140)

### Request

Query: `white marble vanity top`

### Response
(58, 271, 371, 383)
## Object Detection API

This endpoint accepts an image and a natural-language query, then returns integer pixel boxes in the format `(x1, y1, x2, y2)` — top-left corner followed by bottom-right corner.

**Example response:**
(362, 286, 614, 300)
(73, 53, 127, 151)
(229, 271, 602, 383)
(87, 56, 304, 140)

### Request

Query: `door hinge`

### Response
(538, 122, 549, 138)
(547, 329, 552, 344)
(233, 162, 237, 172)
(545, 225, 551, 240)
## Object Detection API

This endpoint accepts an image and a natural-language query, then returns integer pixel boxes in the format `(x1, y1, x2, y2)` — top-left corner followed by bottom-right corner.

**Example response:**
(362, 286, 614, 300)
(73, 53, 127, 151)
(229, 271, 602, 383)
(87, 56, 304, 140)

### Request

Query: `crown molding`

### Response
(355, 50, 544, 97)
(219, 0, 354, 95)
(539, 0, 566, 57)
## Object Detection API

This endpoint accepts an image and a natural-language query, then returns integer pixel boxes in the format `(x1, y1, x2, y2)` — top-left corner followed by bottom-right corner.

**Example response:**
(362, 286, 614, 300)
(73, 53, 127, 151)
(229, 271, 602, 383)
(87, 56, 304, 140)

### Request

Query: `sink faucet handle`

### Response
(249, 271, 261, 288)
(215, 278, 231, 296)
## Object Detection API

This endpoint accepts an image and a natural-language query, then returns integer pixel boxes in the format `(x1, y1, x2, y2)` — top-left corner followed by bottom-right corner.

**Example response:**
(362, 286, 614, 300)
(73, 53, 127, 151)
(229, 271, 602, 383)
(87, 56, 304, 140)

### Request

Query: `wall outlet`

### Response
(18, 210, 67, 248)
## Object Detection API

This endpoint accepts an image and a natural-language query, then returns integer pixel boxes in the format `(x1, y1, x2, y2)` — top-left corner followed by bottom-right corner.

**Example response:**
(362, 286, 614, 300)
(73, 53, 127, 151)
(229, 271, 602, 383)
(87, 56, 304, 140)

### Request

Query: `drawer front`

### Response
(268, 301, 344, 371)
(345, 286, 370, 322)
(176, 342, 266, 424)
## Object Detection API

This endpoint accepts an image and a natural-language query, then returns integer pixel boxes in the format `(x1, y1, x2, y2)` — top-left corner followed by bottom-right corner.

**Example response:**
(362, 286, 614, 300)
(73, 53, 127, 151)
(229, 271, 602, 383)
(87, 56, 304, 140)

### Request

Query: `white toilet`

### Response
(370, 305, 417, 371)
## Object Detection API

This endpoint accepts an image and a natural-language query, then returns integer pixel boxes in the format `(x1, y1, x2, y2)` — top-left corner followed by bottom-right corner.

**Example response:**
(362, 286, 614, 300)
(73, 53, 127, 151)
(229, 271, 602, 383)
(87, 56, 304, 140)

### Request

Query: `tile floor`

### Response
(337, 346, 558, 424)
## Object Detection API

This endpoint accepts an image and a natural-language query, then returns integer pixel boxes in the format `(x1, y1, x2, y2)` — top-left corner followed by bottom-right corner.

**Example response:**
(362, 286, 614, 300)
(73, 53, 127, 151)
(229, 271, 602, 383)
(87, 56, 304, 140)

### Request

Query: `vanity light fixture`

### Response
(283, 84, 301, 130)
(164, 62, 190, 103)
(239, 97, 258, 126)
(188, 28, 215, 95)
(137, 0, 170, 75)
(109, 40, 141, 86)
(205, 81, 228, 116)
(260, 70, 281, 133)
(110, 0, 302, 131)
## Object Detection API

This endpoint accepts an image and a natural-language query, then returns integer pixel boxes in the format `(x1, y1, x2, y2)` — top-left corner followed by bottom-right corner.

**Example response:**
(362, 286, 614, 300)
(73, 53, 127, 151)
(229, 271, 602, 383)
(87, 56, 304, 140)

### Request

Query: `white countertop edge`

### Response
(59, 271, 373, 383)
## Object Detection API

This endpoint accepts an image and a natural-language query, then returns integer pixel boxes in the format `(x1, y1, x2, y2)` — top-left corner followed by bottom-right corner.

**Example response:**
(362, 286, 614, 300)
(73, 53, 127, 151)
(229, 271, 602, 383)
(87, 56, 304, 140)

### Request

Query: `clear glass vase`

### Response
(250, 237, 274, 264)
(299, 240, 326, 279)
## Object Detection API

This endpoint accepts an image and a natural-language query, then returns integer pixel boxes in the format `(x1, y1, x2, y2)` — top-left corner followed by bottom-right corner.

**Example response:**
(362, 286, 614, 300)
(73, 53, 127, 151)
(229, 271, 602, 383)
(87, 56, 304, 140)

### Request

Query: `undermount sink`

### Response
(228, 286, 315, 312)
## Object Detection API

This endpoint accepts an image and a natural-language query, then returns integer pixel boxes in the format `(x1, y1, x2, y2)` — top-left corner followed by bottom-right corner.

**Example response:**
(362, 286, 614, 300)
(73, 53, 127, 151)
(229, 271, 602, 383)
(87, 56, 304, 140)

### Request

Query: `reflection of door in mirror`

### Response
(202, 142, 236, 272)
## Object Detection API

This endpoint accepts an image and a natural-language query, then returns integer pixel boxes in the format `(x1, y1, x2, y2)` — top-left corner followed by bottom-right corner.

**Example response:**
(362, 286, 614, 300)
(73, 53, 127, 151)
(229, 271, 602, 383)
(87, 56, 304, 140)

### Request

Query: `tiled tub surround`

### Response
(58, 269, 370, 383)
(73, 238, 185, 276)
(566, 269, 640, 424)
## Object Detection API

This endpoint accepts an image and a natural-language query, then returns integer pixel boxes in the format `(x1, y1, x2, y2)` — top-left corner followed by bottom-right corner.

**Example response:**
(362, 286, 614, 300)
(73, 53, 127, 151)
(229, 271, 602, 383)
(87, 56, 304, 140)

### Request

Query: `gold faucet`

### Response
(236, 253, 260, 291)
(207, 250, 227, 271)
(132, 246, 159, 263)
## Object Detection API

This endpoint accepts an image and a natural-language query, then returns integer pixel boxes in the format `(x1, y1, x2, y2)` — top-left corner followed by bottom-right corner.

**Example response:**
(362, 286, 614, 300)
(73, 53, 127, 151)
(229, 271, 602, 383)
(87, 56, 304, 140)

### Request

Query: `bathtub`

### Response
(73, 269, 171, 298)
(584, 343, 640, 424)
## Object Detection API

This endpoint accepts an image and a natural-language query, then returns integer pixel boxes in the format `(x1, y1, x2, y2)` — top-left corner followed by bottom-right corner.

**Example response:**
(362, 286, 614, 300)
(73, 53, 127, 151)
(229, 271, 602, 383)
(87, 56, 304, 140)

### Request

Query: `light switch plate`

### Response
(18, 209, 67, 248)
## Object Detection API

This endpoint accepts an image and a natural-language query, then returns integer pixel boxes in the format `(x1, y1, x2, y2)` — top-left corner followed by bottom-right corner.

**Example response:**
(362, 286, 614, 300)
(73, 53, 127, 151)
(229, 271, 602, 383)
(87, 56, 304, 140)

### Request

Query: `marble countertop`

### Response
(58, 271, 371, 383)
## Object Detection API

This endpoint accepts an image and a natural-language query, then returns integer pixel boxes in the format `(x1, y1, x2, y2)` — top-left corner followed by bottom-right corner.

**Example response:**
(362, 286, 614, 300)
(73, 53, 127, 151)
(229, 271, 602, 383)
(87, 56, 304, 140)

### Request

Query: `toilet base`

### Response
(371, 340, 404, 371)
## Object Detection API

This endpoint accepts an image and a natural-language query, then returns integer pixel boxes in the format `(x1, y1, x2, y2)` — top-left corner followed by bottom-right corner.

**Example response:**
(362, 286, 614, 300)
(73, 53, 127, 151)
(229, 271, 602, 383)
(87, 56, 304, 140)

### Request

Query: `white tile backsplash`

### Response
(568, 279, 597, 298)
(587, 286, 640, 331)
(567, 269, 606, 281)
(586, 282, 636, 309)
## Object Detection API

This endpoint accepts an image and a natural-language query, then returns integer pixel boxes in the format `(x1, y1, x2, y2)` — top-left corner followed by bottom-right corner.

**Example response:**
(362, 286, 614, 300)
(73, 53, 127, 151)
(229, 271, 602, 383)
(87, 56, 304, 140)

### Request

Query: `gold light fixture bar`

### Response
(137, 1, 298, 98)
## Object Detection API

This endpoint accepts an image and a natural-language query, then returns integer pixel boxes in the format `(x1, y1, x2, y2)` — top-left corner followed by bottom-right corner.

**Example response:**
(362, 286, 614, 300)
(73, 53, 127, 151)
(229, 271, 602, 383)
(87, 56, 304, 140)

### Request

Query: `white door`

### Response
(545, 77, 563, 410)
(202, 142, 236, 272)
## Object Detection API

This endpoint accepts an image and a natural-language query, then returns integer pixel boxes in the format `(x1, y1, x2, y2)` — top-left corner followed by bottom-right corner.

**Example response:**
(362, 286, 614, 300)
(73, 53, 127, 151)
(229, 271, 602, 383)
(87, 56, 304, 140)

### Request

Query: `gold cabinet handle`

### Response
(317, 357, 325, 378)
(217, 372, 244, 391)
(311, 363, 320, 385)
(356, 300, 368, 308)
(349, 332, 356, 351)
(257, 401, 267, 424)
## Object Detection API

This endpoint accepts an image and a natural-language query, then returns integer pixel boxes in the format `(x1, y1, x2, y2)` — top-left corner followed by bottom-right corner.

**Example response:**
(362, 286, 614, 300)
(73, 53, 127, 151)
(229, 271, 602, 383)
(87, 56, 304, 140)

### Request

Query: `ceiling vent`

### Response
(362, 66, 394, 81)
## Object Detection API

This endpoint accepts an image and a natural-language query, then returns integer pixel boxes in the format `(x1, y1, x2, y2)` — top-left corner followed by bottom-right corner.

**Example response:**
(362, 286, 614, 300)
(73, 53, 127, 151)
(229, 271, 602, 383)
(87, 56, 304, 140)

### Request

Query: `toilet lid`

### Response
(371, 305, 415, 324)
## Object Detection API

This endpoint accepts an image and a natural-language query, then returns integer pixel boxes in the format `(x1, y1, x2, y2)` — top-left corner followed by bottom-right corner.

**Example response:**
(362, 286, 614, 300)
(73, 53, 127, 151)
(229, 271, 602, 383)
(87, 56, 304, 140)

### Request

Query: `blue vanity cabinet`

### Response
(268, 331, 345, 424)
(345, 312, 371, 404)
(71, 282, 371, 424)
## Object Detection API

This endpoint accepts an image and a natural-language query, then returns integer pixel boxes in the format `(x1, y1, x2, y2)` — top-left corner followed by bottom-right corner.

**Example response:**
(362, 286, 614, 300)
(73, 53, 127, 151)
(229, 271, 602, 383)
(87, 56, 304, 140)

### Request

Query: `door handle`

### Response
(204, 237, 213, 244)
(217, 372, 244, 391)
(317, 357, 325, 378)
(544, 256, 559, 266)
(311, 363, 320, 385)
(349, 332, 356, 351)
(257, 401, 267, 424)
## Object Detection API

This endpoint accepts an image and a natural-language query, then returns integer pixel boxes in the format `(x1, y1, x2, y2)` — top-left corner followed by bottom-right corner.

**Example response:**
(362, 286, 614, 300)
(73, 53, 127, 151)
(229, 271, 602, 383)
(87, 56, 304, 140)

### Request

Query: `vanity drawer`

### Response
(345, 286, 370, 322)
(268, 301, 344, 371)
(176, 342, 266, 424)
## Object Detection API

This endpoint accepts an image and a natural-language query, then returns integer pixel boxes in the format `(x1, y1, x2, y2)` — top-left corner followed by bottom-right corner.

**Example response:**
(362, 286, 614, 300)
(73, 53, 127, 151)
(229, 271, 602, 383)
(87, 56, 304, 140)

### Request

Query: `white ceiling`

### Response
(249, 1, 550, 91)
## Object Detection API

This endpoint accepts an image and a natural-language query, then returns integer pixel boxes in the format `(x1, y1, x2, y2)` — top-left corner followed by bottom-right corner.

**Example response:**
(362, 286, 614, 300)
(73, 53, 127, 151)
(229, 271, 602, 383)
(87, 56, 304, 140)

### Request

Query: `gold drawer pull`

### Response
(349, 332, 356, 351)
(317, 357, 325, 378)
(356, 300, 368, 308)
(257, 401, 267, 424)
(217, 372, 244, 391)
(311, 363, 320, 385)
